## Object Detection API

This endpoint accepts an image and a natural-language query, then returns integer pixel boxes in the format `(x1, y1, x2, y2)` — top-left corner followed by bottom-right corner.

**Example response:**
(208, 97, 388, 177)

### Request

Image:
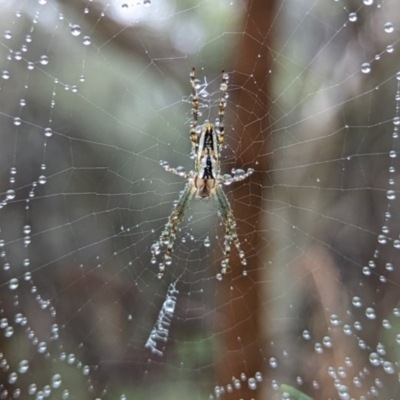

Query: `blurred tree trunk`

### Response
(216, 0, 274, 398)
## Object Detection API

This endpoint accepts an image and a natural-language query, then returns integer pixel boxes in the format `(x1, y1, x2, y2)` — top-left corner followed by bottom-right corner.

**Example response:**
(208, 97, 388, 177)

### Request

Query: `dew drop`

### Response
(369, 352, 380, 366)
(38, 175, 47, 184)
(384, 22, 394, 33)
(4, 30, 12, 39)
(2, 70, 10, 79)
(386, 190, 396, 200)
(204, 236, 210, 247)
(348, 12, 357, 22)
(51, 373, 62, 388)
(40, 55, 48, 65)
(82, 36, 91, 46)
(37, 341, 47, 353)
(377, 235, 387, 244)
(18, 360, 29, 374)
(365, 307, 376, 319)
(23, 225, 31, 235)
(44, 127, 52, 137)
(70, 24, 81, 36)
(4, 326, 14, 337)
(8, 372, 17, 384)
(176, 166, 186, 176)
(6, 189, 15, 200)
(361, 63, 371, 74)
(363, 0, 373, 5)
(352, 296, 362, 307)
(302, 330, 310, 340)
(247, 377, 257, 390)
(393, 239, 400, 249)
(13, 117, 21, 126)
(9, 278, 19, 290)
(386, 44, 394, 53)
(383, 361, 394, 374)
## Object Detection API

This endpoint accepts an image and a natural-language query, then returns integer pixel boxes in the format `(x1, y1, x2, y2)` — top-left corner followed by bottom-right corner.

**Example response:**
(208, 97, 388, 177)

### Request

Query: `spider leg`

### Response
(215, 185, 247, 275)
(190, 68, 199, 157)
(151, 181, 193, 278)
(217, 70, 229, 147)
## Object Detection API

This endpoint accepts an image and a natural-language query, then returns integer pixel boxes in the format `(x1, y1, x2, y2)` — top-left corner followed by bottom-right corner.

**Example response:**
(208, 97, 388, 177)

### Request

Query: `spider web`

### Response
(0, 0, 400, 399)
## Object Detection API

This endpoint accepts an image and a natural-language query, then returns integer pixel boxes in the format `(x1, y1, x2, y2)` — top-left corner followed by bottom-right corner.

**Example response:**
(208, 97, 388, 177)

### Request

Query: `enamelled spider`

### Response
(151, 68, 254, 279)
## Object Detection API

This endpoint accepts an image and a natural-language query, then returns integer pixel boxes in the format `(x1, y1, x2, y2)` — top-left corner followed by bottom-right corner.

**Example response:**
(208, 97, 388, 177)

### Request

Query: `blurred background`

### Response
(0, 0, 400, 399)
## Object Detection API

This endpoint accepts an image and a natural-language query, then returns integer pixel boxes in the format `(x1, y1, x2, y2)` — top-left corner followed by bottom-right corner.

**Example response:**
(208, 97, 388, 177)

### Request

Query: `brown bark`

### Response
(216, 1, 275, 398)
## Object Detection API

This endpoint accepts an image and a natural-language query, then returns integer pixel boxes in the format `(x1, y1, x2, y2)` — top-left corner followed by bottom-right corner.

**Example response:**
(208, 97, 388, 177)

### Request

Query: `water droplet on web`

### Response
(8, 372, 17, 384)
(386, 189, 396, 200)
(386, 44, 394, 53)
(223, 174, 232, 185)
(233, 169, 245, 179)
(13, 117, 21, 126)
(40, 55, 48, 65)
(352, 296, 362, 307)
(361, 62, 371, 74)
(83, 36, 91, 46)
(377, 235, 387, 244)
(4, 30, 12, 39)
(363, 0, 373, 5)
(393, 239, 400, 249)
(176, 166, 185, 176)
(51, 374, 62, 388)
(365, 307, 376, 319)
(348, 12, 357, 22)
(314, 342, 323, 353)
(28, 383, 37, 395)
(6, 189, 15, 200)
(27, 62, 34, 70)
(383, 361, 394, 374)
(144, 0, 151, 6)
(323, 336, 333, 348)
(2, 70, 10, 79)
(330, 314, 340, 325)
(44, 127, 52, 137)
(247, 377, 257, 390)
(38, 175, 46, 184)
(23, 225, 31, 235)
(9, 278, 19, 290)
(302, 330, 311, 340)
(19, 99, 26, 106)
(385, 262, 393, 271)
(384, 22, 394, 33)
(382, 319, 391, 329)
(18, 360, 29, 373)
(204, 236, 210, 247)
(70, 24, 81, 36)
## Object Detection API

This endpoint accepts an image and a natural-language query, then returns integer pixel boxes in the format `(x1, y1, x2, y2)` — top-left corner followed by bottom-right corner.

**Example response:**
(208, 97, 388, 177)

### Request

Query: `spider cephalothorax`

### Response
(151, 68, 254, 279)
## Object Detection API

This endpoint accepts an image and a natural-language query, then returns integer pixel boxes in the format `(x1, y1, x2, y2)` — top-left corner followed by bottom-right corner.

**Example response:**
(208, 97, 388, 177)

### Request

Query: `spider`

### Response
(151, 68, 254, 279)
